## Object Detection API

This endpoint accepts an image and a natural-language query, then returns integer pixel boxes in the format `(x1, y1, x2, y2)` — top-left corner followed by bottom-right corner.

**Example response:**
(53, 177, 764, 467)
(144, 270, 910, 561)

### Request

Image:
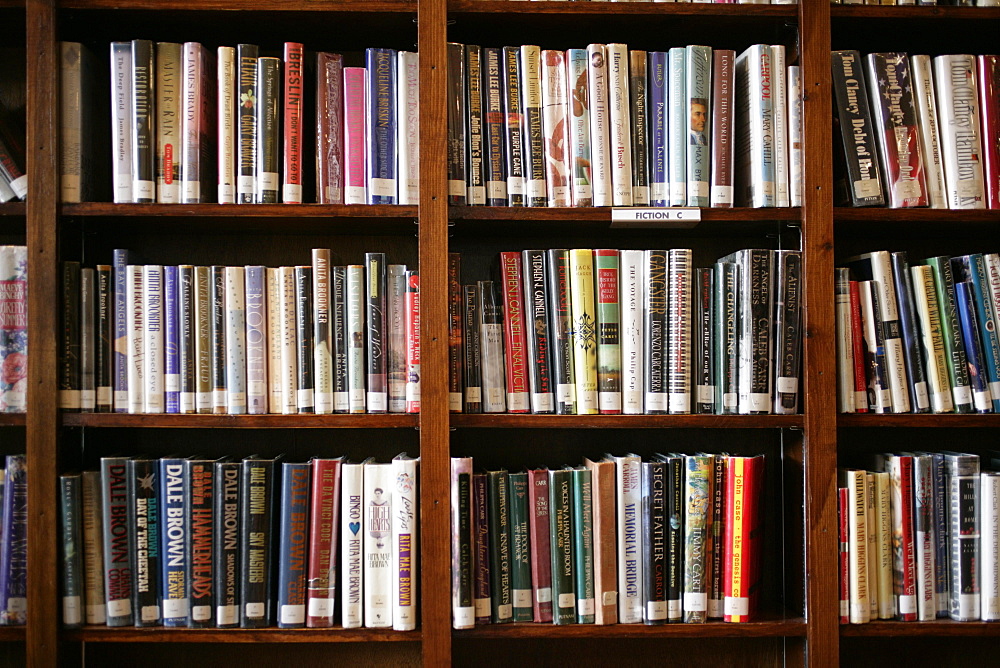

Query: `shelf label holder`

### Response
(610, 207, 701, 229)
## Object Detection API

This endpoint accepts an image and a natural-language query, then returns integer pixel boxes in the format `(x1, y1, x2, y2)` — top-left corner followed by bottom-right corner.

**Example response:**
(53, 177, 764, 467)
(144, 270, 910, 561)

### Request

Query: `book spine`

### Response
(873, 471, 894, 619)
(858, 280, 891, 412)
(668, 47, 687, 206)
(527, 468, 553, 622)
(619, 250, 645, 415)
(913, 456, 937, 620)
(388, 264, 407, 413)
(683, 454, 713, 622)
(392, 455, 419, 630)
(979, 55, 1000, 209)
(60, 42, 83, 202)
(548, 468, 576, 624)
(451, 458, 475, 629)
(213, 461, 240, 628)
(195, 266, 213, 413)
(503, 46, 525, 206)
(585, 459, 617, 625)
(962, 255, 1000, 410)
(713, 262, 738, 414)
(236, 44, 259, 203)
(667, 248, 693, 414)
(520, 45, 546, 207)
(984, 471, 1000, 620)
(642, 460, 667, 624)
(346, 265, 366, 413)
(933, 54, 986, 209)
(911, 265, 954, 413)
(910, 55, 948, 209)
(282, 43, 304, 204)
(159, 457, 189, 626)
(521, 250, 554, 414)
(740, 250, 773, 414)
(180, 43, 204, 203)
(344, 67, 367, 205)
(595, 250, 622, 414)
(306, 458, 341, 627)
(572, 468, 595, 624)
(111, 42, 134, 203)
(685, 45, 711, 207)
(186, 460, 214, 627)
(59, 474, 84, 628)
(567, 49, 593, 207)
(945, 453, 981, 620)
(644, 250, 668, 414)
(161, 267, 178, 413)
(472, 472, 491, 624)
(363, 462, 393, 628)
(546, 249, 576, 414)
(142, 265, 164, 413)
(365, 253, 388, 412)
(478, 280, 507, 413)
(866, 472, 878, 620)
(499, 253, 529, 412)
(178, 266, 196, 413)
(341, 462, 364, 628)
(448, 255, 464, 412)
(694, 267, 714, 413)
(642, 52, 666, 207)
(508, 472, 532, 622)
(955, 281, 994, 412)
(210, 266, 227, 414)
(724, 456, 763, 622)
(924, 256, 973, 411)
(587, 44, 613, 207)
(447, 42, 468, 205)
(462, 284, 482, 413)
(217, 46, 237, 204)
(405, 270, 421, 413)
(889, 456, 918, 620)
(240, 457, 275, 628)
(830, 50, 884, 206)
(397, 51, 420, 206)
(295, 266, 315, 413)
(245, 266, 268, 414)
(483, 47, 508, 207)
(131, 40, 155, 203)
(331, 266, 349, 412)
(835, 268, 856, 412)
(81, 471, 108, 626)
(277, 462, 310, 628)
(607, 44, 633, 206)
(773, 251, 802, 414)
(540, 50, 570, 207)
(844, 469, 870, 623)
(126, 459, 160, 625)
(125, 265, 145, 413)
(788, 64, 803, 207)
(366, 48, 397, 205)
(113, 250, 129, 411)
(488, 470, 514, 623)
(265, 268, 282, 412)
(665, 456, 683, 622)
(316, 52, 345, 205)
(849, 281, 869, 412)
(255, 57, 281, 203)
(0, 457, 25, 625)
(930, 453, 950, 616)
(60, 262, 81, 410)
(708, 455, 726, 618)
(838, 486, 849, 624)
(224, 267, 247, 415)
(80, 269, 95, 411)
(615, 454, 643, 623)
(770, 45, 789, 207)
(569, 249, 598, 414)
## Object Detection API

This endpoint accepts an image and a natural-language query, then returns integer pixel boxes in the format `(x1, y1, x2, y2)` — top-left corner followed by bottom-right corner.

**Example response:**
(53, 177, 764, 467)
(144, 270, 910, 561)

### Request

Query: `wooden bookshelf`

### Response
(62, 627, 420, 643)
(61, 413, 420, 428)
(451, 414, 803, 429)
(454, 617, 807, 639)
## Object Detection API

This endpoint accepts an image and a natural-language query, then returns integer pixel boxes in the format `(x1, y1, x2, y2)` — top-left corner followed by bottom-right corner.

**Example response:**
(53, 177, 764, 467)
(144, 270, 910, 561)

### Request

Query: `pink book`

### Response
(343, 67, 367, 205)
(283, 42, 305, 204)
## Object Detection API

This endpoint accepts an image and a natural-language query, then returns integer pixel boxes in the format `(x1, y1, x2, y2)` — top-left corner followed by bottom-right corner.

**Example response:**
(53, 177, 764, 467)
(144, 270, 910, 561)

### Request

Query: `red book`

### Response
(305, 457, 342, 627)
(405, 270, 420, 413)
(499, 252, 530, 413)
(848, 280, 869, 413)
(282, 42, 304, 204)
(316, 52, 344, 204)
(838, 486, 850, 624)
(527, 468, 553, 623)
(594, 249, 621, 415)
(978, 55, 1000, 210)
(448, 253, 464, 412)
(710, 49, 736, 208)
(472, 472, 492, 624)
(723, 454, 764, 622)
(889, 454, 918, 621)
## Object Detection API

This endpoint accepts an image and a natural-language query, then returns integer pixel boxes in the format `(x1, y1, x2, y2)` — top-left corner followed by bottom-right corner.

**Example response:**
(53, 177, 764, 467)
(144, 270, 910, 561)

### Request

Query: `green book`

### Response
(572, 467, 595, 623)
(508, 472, 533, 622)
(548, 467, 576, 624)
(682, 454, 713, 623)
(921, 256, 973, 413)
(487, 469, 513, 623)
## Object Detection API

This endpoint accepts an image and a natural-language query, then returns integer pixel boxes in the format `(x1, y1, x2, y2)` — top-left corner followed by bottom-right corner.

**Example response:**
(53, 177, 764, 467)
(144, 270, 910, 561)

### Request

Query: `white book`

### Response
(280, 266, 298, 415)
(388, 265, 408, 413)
(668, 47, 687, 207)
(858, 281, 891, 413)
(110, 42, 133, 203)
(910, 55, 948, 209)
(391, 453, 419, 631)
(787, 65, 803, 208)
(126, 266, 145, 413)
(244, 266, 268, 414)
(619, 250, 645, 414)
(587, 44, 613, 207)
(0, 178, 15, 204)
(312, 250, 334, 414)
(142, 265, 163, 413)
(156, 42, 181, 204)
(341, 460, 366, 628)
(266, 267, 283, 413)
(450, 457, 475, 629)
(60, 42, 84, 203)
(771, 46, 789, 208)
(858, 252, 910, 412)
(667, 249, 692, 414)
(933, 54, 987, 210)
(734, 45, 775, 207)
(835, 269, 856, 413)
(347, 265, 366, 413)
(843, 469, 870, 624)
(210, 267, 228, 414)
(194, 266, 213, 413)
(982, 471, 1000, 621)
(479, 282, 507, 413)
(225, 266, 247, 414)
(540, 50, 570, 207)
(910, 265, 954, 413)
(364, 461, 393, 629)
(519, 45, 546, 206)
(912, 455, 937, 621)
(181, 43, 206, 203)
(396, 51, 420, 205)
(217, 46, 237, 204)
(606, 44, 633, 206)
(612, 453, 643, 623)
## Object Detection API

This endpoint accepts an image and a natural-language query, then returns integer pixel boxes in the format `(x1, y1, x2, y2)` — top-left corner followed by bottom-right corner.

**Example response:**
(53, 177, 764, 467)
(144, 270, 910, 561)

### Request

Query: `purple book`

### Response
(0, 455, 26, 625)
(164, 266, 180, 413)
(365, 48, 397, 205)
(472, 471, 491, 625)
(245, 266, 268, 414)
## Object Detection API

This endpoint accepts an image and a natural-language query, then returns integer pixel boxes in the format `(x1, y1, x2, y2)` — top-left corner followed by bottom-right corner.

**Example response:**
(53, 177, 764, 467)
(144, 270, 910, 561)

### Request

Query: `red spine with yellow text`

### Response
(723, 454, 764, 622)
(499, 252, 529, 413)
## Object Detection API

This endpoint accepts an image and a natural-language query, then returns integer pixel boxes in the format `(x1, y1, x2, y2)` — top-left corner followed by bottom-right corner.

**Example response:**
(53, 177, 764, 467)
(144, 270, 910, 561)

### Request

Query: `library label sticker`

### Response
(610, 207, 701, 228)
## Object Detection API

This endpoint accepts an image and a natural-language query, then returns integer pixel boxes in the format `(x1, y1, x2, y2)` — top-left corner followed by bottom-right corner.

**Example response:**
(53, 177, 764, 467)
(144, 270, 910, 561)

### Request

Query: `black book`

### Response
(629, 51, 650, 205)
(890, 252, 930, 414)
(487, 469, 513, 624)
(548, 467, 575, 624)
(483, 47, 508, 207)
(462, 284, 483, 413)
(465, 45, 485, 206)
(60, 261, 81, 411)
(694, 267, 714, 414)
(130, 39, 155, 203)
(237, 44, 259, 204)
(502, 46, 525, 207)
(213, 460, 241, 628)
(521, 250, 554, 414)
(365, 252, 388, 413)
(773, 251, 803, 415)
(95, 265, 113, 412)
(294, 265, 315, 413)
(447, 42, 468, 206)
(545, 249, 576, 415)
(644, 250, 668, 415)
(255, 57, 281, 204)
(186, 457, 216, 627)
(641, 459, 667, 625)
(456, 469, 474, 618)
(240, 455, 279, 628)
(331, 265, 349, 412)
(520, 47, 546, 208)
(721, 249, 774, 415)
(831, 50, 885, 207)
(126, 457, 161, 627)
(210, 266, 227, 414)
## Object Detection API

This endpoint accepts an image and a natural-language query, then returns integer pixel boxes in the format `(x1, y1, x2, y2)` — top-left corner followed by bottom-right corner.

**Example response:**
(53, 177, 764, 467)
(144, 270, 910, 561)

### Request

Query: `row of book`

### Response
(59, 251, 420, 415)
(838, 451, 1000, 624)
(60, 453, 419, 629)
(62, 40, 419, 205)
(447, 248, 801, 415)
(832, 51, 999, 209)
(446, 43, 802, 209)
(0, 456, 26, 626)
(451, 453, 765, 627)
(0, 247, 26, 414)
(835, 250, 1000, 414)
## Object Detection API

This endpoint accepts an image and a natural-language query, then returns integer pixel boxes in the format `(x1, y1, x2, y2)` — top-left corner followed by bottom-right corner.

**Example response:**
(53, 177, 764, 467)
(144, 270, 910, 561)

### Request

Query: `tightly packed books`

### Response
(0, 246, 26, 414)
(836, 250, 1000, 414)
(60, 453, 418, 630)
(838, 451, 1000, 624)
(449, 248, 801, 415)
(451, 453, 764, 627)
(60, 40, 418, 205)
(0, 456, 26, 626)
(832, 51, 999, 209)
(447, 43, 802, 209)
(59, 250, 419, 415)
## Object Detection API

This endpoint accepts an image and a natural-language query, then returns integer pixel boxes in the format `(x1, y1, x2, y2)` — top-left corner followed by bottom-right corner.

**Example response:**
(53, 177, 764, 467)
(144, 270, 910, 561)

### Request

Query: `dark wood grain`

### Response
(840, 620, 1000, 637)
(0, 626, 25, 641)
(62, 627, 420, 643)
(839, 414, 1000, 428)
(61, 413, 419, 428)
(0, 202, 25, 216)
(455, 618, 807, 639)
(833, 208, 1000, 223)
(450, 0, 797, 17)
(0, 414, 25, 426)
(62, 203, 418, 218)
(831, 5, 1000, 20)
(58, 0, 415, 11)
(451, 414, 802, 429)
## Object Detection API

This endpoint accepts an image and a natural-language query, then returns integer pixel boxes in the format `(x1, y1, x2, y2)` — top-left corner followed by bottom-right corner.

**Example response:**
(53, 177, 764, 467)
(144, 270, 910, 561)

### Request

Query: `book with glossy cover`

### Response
(236, 44, 258, 204)
(447, 42, 467, 205)
(682, 454, 713, 623)
(859, 280, 892, 413)
(620, 250, 645, 415)
(546, 249, 576, 414)
(0, 246, 26, 413)
(364, 461, 393, 628)
(186, 457, 215, 627)
(521, 250, 553, 414)
(181, 42, 214, 204)
(629, 50, 650, 206)
(277, 461, 310, 628)
(841, 468, 870, 623)
(478, 280, 506, 413)
(773, 251, 802, 414)
(831, 50, 884, 207)
(82, 470, 107, 625)
(509, 471, 532, 623)
(648, 51, 668, 207)
(163, 266, 179, 413)
(472, 472, 491, 624)
(664, 454, 683, 622)
(979, 55, 1000, 209)
(366, 253, 388, 412)
(142, 265, 164, 414)
(306, 457, 342, 628)
(487, 469, 513, 624)
(613, 453, 643, 623)
(953, 254, 1000, 412)
(59, 473, 83, 628)
(255, 57, 281, 203)
(641, 459, 667, 625)
(569, 249, 598, 414)
(245, 266, 268, 414)
(111, 42, 133, 203)
(890, 252, 930, 412)
(240, 455, 277, 628)
(723, 455, 764, 622)
(293, 265, 315, 413)
(159, 457, 189, 627)
(462, 284, 482, 414)
(519, 45, 546, 207)
(388, 264, 407, 413)
(155, 42, 181, 203)
(0, 456, 25, 626)
(126, 457, 160, 627)
(668, 47, 686, 207)
(344, 67, 367, 205)
(567, 49, 593, 207)
(887, 454, 918, 620)
(644, 250, 668, 414)
(101, 456, 134, 626)
(461, 46, 482, 205)
(80, 268, 95, 412)
(282, 42, 304, 204)
(225, 266, 248, 414)
(499, 252, 529, 413)
(451, 457, 475, 629)
(934, 54, 986, 209)
(60, 262, 80, 411)
(316, 52, 345, 204)
(212, 460, 240, 628)
(694, 267, 714, 413)
(397, 51, 419, 206)
(331, 266, 349, 413)
(548, 467, 575, 624)
(686, 45, 711, 207)
(594, 250, 622, 414)
(366, 47, 397, 205)
(587, 44, 613, 207)
(541, 50, 570, 207)
(667, 249, 693, 414)
(392, 453, 419, 631)
(943, 451, 981, 620)
(130, 40, 155, 203)
(405, 270, 420, 413)
(217, 46, 237, 204)
(527, 468, 553, 622)
(571, 467, 595, 624)
(771, 46, 789, 208)
(711, 50, 736, 208)
(708, 454, 726, 618)
(448, 254, 463, 412)
(607, 44, 633, 206)
(502, 46, 525, 207)
(483, 47, 508, 207)
(923, 256, 974, 412)
(341, 460, 365, 628)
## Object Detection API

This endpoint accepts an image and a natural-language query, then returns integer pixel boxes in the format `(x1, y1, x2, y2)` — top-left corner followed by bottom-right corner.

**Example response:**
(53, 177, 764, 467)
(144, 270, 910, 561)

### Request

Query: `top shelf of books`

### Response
(57, 0, 416, 11)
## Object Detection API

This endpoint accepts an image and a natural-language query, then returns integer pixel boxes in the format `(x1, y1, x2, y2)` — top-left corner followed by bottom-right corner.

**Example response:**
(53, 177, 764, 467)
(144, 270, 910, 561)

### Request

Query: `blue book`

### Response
(0, 455, 26, 625)
(366, 47, 397, 205)
(277, 461, 311, 628)
(667, 48, 686, 207)
(648, 52, 669, 207)
(890, 252, 930, 413)
(164, 266, 180, 413)
(954, 281, 993, 413)
(127, 456, 161, 626)
(953, 254, 1000, 412)
(159, 456, 189, 626)
(113, 249, 129, 412)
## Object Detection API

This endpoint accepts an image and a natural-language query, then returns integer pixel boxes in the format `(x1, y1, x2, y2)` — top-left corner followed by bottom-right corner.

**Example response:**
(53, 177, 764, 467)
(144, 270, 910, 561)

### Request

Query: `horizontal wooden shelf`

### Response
(451, 206, 800, 223)
(834, 208, 1000, 223)
(0, 413, 25, 426)
(62, 626, 419, 643)
(838, 413, 1000, 428)
(0, 625, 25, 641)
(0, 202, 25, 217)
(62, 413, 419, 428)
(452, 414, 802, 428)
(840, 619, 1000, 637)
(58, 0, 415, 11)
(831, 5, 1000, 20)
(449, 0, 797, 17)
(62, 203, 417, 219)
(455, 616, 806, 639)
